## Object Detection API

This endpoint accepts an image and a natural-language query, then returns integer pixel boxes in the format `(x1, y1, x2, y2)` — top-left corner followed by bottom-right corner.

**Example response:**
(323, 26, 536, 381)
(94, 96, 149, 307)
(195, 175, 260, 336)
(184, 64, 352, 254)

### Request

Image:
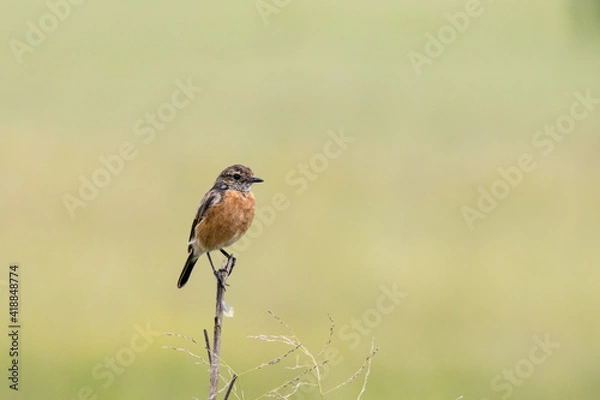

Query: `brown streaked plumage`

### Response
(177, 164, 263, 289)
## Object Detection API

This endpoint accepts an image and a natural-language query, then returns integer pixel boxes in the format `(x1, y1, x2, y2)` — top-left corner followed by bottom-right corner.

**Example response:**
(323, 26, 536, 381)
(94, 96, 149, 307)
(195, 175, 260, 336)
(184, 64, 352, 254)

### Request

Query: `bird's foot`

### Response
(213, 269, 228, 290)
(227, 254, 237, 276)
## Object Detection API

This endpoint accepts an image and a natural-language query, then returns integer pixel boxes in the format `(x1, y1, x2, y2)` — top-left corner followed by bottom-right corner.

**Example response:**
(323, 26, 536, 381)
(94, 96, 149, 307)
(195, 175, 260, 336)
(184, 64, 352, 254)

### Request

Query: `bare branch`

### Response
(223, 374, 238, 400)
(204, 329, 212, 365)
(208, 255, 236, 400)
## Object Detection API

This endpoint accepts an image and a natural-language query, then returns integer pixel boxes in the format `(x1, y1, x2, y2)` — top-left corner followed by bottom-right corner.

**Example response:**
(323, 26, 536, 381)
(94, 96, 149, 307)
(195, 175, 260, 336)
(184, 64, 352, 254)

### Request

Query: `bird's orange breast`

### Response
(195, 190, 256, 251)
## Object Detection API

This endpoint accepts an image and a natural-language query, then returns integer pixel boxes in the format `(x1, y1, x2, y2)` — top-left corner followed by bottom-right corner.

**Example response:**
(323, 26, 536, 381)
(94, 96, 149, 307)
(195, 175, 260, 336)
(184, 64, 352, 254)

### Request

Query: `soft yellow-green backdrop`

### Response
(1, 0, 600, 399)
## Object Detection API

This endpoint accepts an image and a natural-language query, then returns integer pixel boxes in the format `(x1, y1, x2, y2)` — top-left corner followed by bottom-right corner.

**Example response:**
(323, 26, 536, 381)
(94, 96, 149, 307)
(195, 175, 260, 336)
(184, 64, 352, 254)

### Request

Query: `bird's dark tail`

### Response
(177, 252, 199, 288)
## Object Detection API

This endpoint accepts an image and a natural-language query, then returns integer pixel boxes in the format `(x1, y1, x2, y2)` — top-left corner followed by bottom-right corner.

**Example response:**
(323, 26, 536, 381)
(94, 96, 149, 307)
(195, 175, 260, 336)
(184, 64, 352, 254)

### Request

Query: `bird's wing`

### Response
(187, 188, 222, 252)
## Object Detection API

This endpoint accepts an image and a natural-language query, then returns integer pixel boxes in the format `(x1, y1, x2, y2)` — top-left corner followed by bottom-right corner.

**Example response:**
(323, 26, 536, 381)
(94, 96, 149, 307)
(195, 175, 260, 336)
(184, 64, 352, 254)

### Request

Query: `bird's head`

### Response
(215, 164, 263, 192)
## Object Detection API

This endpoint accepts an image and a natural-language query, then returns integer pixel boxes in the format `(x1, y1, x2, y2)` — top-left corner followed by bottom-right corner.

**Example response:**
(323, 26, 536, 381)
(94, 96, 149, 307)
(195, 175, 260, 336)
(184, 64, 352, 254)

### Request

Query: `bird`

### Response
(177, 164, 263, 288)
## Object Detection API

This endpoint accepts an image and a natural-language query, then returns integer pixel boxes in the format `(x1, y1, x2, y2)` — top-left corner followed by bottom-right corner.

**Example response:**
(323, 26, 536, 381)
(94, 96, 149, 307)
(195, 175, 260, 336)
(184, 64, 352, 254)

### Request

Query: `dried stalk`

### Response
(208, 255, 236, 400)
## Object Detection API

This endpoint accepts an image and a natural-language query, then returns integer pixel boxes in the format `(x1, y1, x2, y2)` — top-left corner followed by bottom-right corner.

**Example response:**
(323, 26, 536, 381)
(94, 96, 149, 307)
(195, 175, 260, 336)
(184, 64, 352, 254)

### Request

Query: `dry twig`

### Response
(208, 255, 236, 400)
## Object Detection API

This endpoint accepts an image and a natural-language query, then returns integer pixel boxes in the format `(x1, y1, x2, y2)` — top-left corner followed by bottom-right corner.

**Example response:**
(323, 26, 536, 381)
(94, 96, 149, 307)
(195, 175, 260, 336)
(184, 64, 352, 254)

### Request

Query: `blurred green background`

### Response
(2, 0, 600, 399)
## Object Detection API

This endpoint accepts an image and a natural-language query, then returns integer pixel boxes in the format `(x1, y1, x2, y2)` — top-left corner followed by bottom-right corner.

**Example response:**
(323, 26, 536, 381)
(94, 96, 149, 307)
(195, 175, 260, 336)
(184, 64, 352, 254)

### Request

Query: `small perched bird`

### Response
(177, 164, 263, 288)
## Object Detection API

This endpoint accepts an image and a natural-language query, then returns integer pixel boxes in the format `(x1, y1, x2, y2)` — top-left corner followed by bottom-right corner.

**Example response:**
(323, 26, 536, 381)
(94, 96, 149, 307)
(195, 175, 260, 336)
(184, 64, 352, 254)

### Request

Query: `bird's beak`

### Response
(251, 176, 264, 183)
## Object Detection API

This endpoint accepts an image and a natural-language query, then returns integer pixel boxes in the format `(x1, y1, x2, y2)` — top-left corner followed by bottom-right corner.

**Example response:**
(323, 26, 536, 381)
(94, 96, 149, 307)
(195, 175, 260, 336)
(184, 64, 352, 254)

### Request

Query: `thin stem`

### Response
(223, 374, 238, 400)
(203, 329, 212, 365)
(208, 255, 236, 400)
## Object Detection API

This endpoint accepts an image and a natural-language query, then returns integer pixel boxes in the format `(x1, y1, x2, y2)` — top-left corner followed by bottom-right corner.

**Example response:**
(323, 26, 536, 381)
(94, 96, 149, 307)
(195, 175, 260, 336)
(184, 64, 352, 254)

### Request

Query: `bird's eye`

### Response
(233, 173, 241, 180)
